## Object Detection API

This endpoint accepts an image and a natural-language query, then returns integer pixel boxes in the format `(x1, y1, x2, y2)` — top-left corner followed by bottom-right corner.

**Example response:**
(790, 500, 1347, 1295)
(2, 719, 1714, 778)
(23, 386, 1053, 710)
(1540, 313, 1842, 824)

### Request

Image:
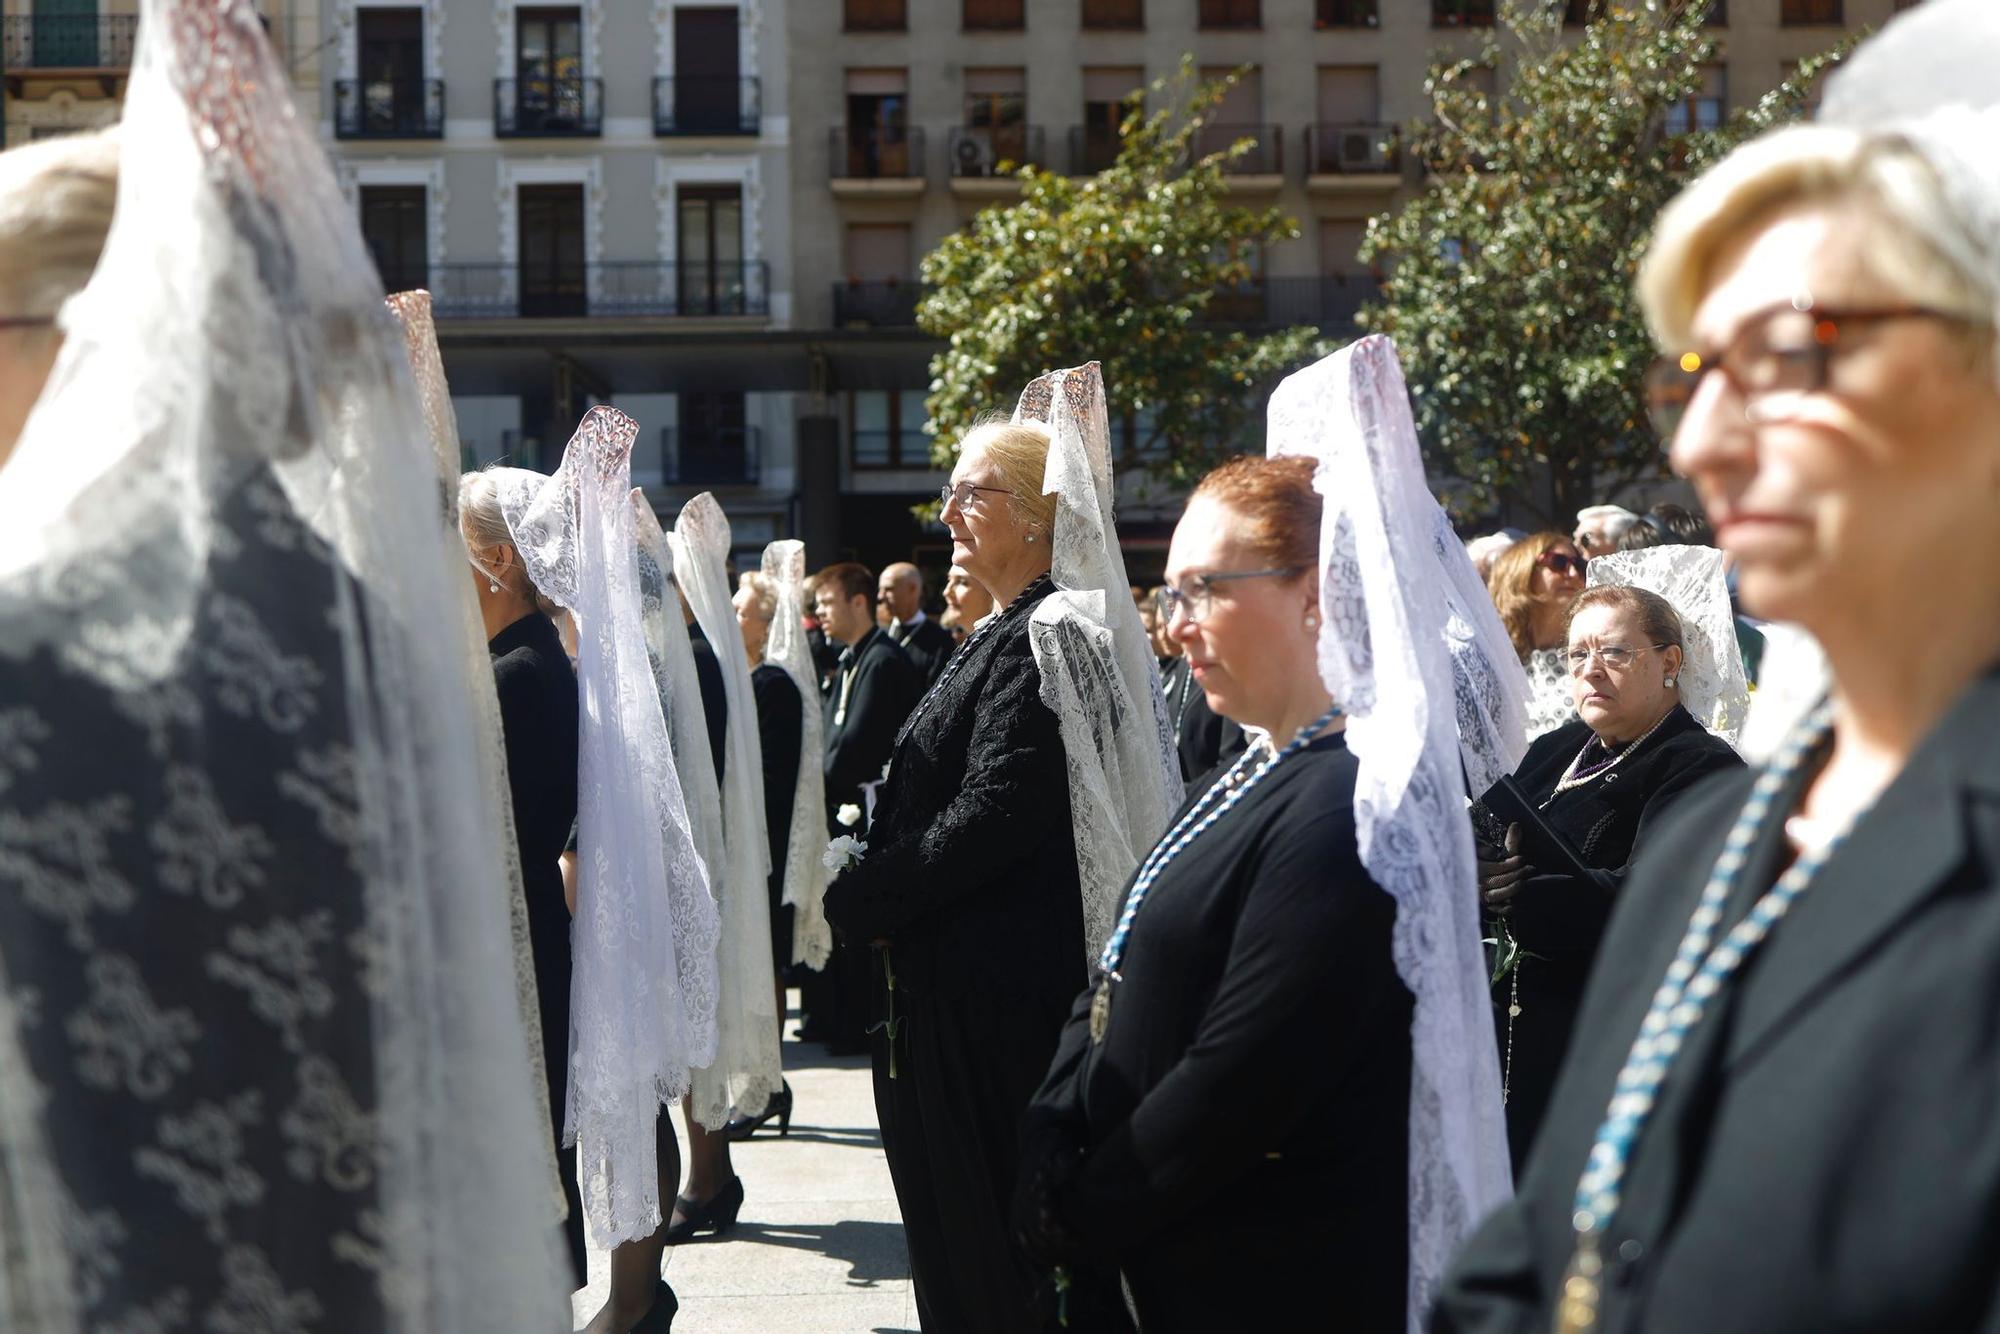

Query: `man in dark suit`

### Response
(878, 561, 955, 688)
(803, 561, 920, 1052)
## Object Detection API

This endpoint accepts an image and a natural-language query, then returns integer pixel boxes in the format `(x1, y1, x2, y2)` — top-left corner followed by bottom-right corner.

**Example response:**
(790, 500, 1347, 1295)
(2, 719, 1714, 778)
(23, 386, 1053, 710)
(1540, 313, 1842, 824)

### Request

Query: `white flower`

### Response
(836, 803, 862, 828)
(823, 835, 868, 874)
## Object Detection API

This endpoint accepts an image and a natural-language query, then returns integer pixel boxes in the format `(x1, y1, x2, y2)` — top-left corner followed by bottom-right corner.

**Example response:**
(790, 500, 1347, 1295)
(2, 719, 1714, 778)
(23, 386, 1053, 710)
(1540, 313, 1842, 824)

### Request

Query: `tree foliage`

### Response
(918, 60, 1323, 484)
(1362, 0, 1846, 524)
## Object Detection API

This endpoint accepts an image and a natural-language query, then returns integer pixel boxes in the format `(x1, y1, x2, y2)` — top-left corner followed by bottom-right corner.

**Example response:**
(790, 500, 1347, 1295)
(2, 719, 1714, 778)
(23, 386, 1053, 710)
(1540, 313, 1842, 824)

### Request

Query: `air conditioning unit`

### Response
(1339, 130, 1387, 172)
(955, 133, 996, 177)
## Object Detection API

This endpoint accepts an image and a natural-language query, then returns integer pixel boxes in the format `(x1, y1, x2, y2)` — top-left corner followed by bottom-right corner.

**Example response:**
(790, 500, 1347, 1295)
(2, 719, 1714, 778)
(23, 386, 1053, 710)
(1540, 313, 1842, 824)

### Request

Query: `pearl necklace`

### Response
(1544, 707, 1676, 804)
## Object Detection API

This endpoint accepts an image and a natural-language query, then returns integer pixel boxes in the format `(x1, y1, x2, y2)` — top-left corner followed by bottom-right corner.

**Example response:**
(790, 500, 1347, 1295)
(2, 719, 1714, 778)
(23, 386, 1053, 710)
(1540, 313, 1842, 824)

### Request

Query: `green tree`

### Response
(1362, 0, 1844, 524)
(919, 61, 1323, 484)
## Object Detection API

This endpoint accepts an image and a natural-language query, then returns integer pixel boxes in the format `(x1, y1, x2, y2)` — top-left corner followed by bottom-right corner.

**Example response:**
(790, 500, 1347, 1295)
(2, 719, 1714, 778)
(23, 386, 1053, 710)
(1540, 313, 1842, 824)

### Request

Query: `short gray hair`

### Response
(0, 128, 119, 322)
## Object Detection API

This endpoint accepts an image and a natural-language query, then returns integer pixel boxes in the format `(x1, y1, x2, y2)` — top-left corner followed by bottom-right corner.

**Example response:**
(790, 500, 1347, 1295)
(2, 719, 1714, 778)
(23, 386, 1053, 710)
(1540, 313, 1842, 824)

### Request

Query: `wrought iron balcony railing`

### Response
(1199, 275, 1379, 331)
(429, 261, 769, 320)
(653, 77, 760, 135)
(1304, 123, 1400, 174)
(1069, 125, 1123, 175)
(495, 77, 603, 137)
(1195, 123, 1285, 175)
(2, 14, 138, 69)
(832, 280, 921, 328)
(948, 124, 1045, 177)
(659, 426, 762, 485)
(335, 79, 445, 139)
(830, 126, 926, 180)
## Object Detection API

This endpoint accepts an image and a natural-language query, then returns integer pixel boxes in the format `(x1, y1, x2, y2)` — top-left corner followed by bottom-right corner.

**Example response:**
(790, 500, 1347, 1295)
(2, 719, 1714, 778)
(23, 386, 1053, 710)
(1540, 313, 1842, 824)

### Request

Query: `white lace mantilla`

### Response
(492, 410, 721, 1246)
(763, 540, 834, 970)
(1013, 364, 1181, 964)
(669, 494, 782, 1132)
(1524, 648, 1579, 743)
(1587, 544, 1751, 747)
(1267, 336, 1513, 1333)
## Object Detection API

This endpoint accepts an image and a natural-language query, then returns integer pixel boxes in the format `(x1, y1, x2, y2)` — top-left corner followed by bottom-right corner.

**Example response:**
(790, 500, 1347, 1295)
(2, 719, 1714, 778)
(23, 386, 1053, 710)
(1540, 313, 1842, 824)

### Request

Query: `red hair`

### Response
(1188, 455, 1320, 570)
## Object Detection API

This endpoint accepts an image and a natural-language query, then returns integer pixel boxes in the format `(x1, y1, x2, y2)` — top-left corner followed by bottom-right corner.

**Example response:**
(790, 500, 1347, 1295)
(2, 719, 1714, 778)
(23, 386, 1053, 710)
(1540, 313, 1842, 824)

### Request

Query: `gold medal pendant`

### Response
(1088, 975, 1113, 1044)
(1553, 1238, 1603, 1334)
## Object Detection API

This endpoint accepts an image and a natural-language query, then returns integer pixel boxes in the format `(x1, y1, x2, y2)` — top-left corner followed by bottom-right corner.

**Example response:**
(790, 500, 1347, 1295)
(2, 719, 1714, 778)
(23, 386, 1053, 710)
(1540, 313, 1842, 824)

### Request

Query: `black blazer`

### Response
(821, 626, 920, 821)
(1482, 705, 1742, 1166)
(1436, 671, 2000, 1334)
(892, 614, 956, 688)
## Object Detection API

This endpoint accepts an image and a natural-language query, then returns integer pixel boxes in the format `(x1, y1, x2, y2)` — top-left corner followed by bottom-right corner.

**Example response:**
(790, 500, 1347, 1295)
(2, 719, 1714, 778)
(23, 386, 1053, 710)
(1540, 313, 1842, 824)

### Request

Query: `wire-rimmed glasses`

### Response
(1157, 566, 1308, 626)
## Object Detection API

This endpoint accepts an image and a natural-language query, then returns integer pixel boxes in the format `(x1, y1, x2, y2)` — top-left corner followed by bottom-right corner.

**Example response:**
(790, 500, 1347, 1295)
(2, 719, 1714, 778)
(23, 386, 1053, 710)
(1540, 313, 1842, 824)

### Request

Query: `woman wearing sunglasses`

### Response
(1473, 584, 1743, 1171)
(1485, 533, 1590, 740)
(1439, 6, 2000, 1330)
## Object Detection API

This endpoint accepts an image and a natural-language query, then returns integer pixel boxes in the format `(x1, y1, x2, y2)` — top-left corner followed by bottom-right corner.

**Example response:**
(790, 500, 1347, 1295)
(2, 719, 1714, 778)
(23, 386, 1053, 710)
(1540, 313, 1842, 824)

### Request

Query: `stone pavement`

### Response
(568, 994, 918, 1333)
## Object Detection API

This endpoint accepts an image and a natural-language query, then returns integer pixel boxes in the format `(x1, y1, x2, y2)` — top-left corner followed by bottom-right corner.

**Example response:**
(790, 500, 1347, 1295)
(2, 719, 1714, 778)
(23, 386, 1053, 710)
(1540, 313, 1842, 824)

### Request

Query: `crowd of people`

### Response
(3, 2, 2000, 1333)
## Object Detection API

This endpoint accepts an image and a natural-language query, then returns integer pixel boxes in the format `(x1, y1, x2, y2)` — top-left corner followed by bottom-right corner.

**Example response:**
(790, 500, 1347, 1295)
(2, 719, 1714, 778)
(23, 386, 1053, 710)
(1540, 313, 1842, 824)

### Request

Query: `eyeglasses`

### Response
(1564, 642, 1670, 675)
(1644, 299, 1988, 443)
(0, 315, 53, 331)
(940, 481, 1013, 512)
(1156, 566, 1307, 625)
(1538, 551, 1585, 579)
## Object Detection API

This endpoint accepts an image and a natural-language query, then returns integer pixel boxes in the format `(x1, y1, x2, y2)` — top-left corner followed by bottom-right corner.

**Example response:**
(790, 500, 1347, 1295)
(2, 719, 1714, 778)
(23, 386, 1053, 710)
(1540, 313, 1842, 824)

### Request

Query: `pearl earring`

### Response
(489, 578, 501, 593)
(1665, 675, 1677, 688)
(1305, 613, 1319, 630)
(1025, 532, 1037, 544)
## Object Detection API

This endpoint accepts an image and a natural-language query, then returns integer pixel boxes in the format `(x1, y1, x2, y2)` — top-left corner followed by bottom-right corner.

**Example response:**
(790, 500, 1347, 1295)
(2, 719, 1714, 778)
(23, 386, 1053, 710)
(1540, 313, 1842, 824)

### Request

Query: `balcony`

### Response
(2, 14, 137, 88)
(1315, 0, 1380, 25)
(1195, 123, 1284, 183)
(495, 77, 603, 137)
(335, 79, 445, 140)
(1068, 125, 1123, 176)
(833, 280, 922, 329)
(653, 77, 760, 136)
(1304, 123, 1401, 194)
(948, 124, 1045, 194)
(430, 261, 770, 320)
(1201, 275, 1379, 331)
(660, 426, 761, 486)
(830, 126, 927, 197)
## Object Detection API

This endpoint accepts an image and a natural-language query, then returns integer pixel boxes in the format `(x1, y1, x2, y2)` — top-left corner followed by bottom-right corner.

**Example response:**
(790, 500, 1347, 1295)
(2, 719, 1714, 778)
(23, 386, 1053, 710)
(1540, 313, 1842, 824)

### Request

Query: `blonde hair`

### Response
(1640, 124, 1991, 356)
(1486, 532, 1577, 663)
(0, 128, 119, 322)
(457, 469, 563, 616)
(736, 570, 778, 624)
(957, 416, 1058, 536)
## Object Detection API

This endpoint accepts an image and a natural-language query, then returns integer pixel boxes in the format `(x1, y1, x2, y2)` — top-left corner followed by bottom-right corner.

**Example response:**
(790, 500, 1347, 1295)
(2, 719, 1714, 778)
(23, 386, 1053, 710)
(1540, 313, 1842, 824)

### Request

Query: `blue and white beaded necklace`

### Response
(1088, 702, 1345, 1044)
(1555, 698, 1857, 1334)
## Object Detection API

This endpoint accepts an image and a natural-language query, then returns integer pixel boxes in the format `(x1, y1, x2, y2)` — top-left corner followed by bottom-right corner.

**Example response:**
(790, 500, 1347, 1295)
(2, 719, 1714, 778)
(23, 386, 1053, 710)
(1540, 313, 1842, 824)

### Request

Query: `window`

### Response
(29, 0, 101, 67)
(1316, 0, 1378, 26)
(962, 0, 1023, 29)
(1081, 0, 1142, 30)
(843, 0, 906, 31)
(1780, 0, 1840, 21)
(359, 185, 428, 293)
(1665, 64, 1725, 135)
(1198, 0, 1259, 28)
(356, 8, 426, 135)
(1320, 219, 1369, 278)
(677, 185, 744, 316)
(515, 7, 586, 132)
(1197, 67, 1274, 172)
(669, 7, 743, 134)
(851, 391, 929, 469)
(844, 68, 913, 177)
(958, 68, 1028, 175)
(836, 224, 918, 326)
(677, 392, 751, 485)
(1312, 66, 1385, 172)
(1078, 66, 1143, 173)
(517, 183, 586, 318)
(1431, 0, 1494, 25)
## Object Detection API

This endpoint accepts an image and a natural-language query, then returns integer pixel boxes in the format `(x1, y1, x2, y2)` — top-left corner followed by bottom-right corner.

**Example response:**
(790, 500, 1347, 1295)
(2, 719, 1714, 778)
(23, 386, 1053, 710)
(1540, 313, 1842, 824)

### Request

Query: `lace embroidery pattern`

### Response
(1585, 545, 1751, 747)
(761, 539, 834, 970)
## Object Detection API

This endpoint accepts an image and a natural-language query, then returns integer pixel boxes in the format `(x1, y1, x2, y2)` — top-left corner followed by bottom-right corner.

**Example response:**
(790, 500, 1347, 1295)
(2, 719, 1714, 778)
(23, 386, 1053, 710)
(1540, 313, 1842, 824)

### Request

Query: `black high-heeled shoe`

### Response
(628, 1280, 678, 1333)
(661, 1175, 744, 1244)
(722, 1080, 792, 1141)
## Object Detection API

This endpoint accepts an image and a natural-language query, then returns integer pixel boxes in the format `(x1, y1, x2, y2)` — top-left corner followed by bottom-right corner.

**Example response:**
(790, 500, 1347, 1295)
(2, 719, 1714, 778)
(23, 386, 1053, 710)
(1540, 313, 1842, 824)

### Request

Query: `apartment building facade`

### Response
(789, 0, 1898, 572)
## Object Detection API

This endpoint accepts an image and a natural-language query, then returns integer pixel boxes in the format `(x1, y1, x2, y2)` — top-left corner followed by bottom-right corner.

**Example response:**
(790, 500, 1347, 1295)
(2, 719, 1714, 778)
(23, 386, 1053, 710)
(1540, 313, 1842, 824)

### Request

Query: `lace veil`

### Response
(1583, 545, 1750, 746)
(1266, 336, 1512, 1332)
(0, 2, 571, 1327)
(762, 539, 834, 970)
(488, 408, 721, 1245)
(668, 495, 781, 1130)
(1012, 364, 1181, 963)
(387, 290, 559, 1199)
(1428, 507, 1529, 795)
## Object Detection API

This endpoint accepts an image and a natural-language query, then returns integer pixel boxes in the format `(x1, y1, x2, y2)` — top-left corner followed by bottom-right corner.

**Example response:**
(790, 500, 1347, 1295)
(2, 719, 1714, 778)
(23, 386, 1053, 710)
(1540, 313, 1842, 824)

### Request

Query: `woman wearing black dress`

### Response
(1474, 584, 1742, 1169)
(821, 418, 1082, 1333)
(1020, 342, 1510, 1334)
(460, 471, 589, 1292)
